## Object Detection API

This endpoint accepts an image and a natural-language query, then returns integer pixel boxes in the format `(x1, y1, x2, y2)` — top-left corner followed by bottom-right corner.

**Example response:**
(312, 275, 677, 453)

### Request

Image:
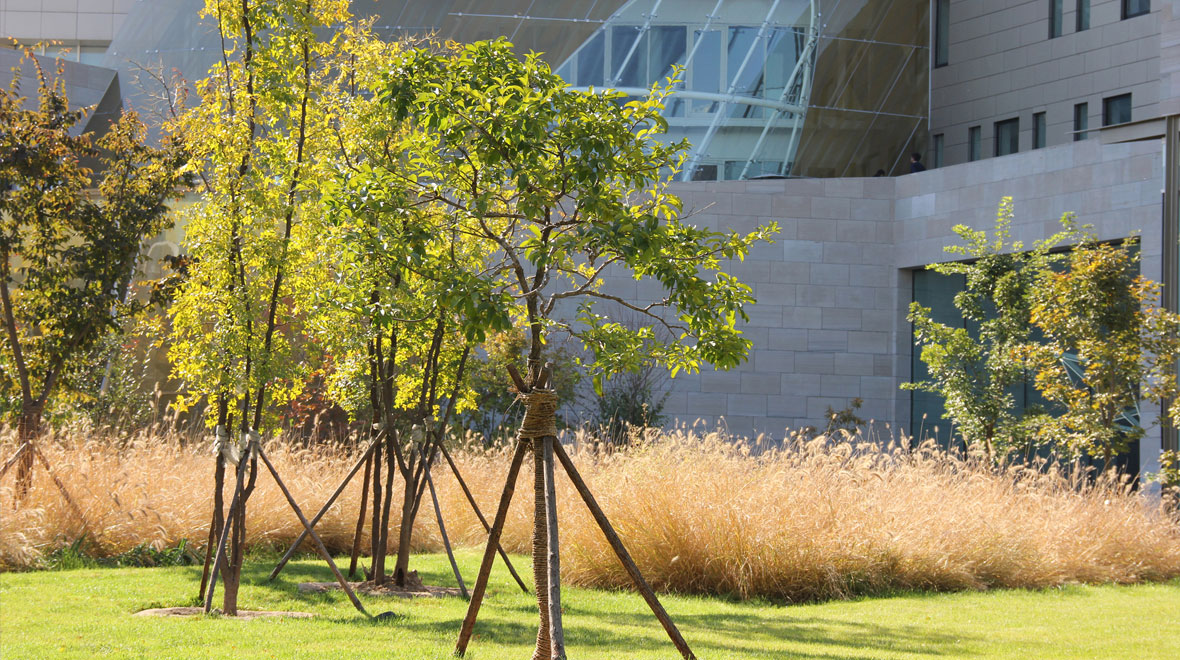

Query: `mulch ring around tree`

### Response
(298, 570, 461, 599)
(133, 607, 315, 619)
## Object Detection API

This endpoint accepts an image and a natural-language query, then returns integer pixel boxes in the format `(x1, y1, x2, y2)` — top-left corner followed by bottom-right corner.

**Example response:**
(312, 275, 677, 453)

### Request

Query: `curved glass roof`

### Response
(102, 0, 926, 179)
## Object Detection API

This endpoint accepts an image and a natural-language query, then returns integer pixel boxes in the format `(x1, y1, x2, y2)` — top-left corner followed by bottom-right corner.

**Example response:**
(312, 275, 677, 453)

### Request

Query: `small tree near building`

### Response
(905, 199, 1065, 460)
(372, 39, 776, 660)
(0, 53, 185, 497)
(1024, 233, 1180, 471)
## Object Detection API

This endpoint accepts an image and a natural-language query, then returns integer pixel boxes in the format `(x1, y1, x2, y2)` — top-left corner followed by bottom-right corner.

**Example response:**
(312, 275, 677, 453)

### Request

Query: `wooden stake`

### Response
(507, 363, 529, 393)
(30, 444, 88, 531)
(269, 434, 381, 581)
(455, 438, 530, 657)
(0, 442, 28, 481)
(438, 440, 529, 594)
(349, 452, 373, 579)
(551, 441, 697, 660)
(543, 436, 566, 659)
(426, 464, 467, 599)
(257, 445, 369, 616)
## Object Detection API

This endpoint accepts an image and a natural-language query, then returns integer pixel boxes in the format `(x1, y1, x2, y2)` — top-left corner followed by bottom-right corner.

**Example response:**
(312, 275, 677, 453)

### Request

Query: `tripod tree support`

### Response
(349, 451, 373, 579)
(2, 441, 89, 531)
(438, 440, 530, 594)
(269, 433, 382, 581)
(256, 445, 369, 616)
(455, 438, 530, 656)
(426, 463, 468, 599)
(551, 440, 696, 660)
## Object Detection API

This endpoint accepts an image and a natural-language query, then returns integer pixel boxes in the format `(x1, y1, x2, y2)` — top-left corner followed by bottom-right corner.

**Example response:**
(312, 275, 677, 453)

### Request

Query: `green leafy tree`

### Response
(0, 52, 185, 495)
(905, 199, 1067, 460)
(374, 39, 776, 659)
(1023, 234, 1180, 471)
(167, 0, 348, 614)
(294, 28, 501, 587)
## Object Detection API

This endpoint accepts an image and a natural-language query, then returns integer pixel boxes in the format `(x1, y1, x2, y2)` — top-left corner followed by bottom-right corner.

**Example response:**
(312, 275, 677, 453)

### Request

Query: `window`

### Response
(1050, 0, 1064, 38)
(933, 134, 944, 168)
(1122, 0, 1150, 19)
(610, 26, 686, 88)
(1033, 112, 1046, 149)
(1074, 102, 1089, 141)
(968, 126, 982, 162)
(935, 0, 949, 67)
(995, 118, 1019, 156)
(1103, 93, 1132, 126)
(1077, 0, 1090, 31)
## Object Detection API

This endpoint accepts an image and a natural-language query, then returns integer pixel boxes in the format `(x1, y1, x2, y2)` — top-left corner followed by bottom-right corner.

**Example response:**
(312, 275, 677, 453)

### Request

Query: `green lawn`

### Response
(2, 550, 1178, 659)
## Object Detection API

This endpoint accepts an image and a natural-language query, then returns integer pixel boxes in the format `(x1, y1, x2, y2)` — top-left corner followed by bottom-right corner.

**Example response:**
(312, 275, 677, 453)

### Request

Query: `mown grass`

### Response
(1, 550, 1179, 659)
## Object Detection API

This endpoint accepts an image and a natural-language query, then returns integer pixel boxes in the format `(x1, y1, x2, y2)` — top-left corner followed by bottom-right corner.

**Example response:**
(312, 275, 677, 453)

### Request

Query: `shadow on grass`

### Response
(181, 558, 980, 658)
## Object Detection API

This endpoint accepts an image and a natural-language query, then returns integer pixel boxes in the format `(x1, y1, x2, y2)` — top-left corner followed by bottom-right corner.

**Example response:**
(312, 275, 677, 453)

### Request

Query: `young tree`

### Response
(168, 0, 351, 615)
(0, 52, 185, 496)
(906, 198, 1066, 460)
(1024, 234, 1180, 471)
(371, 39, 775, 660)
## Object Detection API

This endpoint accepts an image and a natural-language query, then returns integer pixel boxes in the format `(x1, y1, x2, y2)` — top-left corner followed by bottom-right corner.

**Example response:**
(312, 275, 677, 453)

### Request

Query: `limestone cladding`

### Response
(594, 139, 1162, 465)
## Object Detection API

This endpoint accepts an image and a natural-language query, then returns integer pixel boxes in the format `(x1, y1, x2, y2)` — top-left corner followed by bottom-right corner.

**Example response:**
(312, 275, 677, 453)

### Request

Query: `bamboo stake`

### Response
(269, 434, 381, 581)
(455, 438, 530, 657)
(426, 464, 467, 599)
(551, 440, 696, 660)
(256, 445, 369, 616)
(438, 440, 529, 593)
(543, 435, 566, 659)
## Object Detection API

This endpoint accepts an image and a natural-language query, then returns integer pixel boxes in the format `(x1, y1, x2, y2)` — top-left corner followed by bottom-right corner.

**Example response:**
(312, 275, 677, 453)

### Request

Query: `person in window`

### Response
(909, 153, 926, 173)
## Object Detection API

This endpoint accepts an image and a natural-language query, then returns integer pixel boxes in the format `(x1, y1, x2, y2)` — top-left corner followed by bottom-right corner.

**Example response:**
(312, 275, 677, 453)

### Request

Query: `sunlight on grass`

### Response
(2, 551, 1178, 659)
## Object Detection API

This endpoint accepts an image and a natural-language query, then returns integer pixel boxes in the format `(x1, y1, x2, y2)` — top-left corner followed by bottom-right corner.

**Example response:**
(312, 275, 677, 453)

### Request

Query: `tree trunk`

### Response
(370, 437, 385, 585)
(198, 453, 226, 601)
(377, 432, 396, 585)
(14, 402, 42, 500)
(531, 437, 551, 660)
(223, 476, 244, 615)
(393, 462, 416, 586)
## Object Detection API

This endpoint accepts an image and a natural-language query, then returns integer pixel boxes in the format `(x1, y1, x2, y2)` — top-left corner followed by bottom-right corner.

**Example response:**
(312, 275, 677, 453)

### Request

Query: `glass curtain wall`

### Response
(791, 0, 929, 178)
(558, 0, 819, 181)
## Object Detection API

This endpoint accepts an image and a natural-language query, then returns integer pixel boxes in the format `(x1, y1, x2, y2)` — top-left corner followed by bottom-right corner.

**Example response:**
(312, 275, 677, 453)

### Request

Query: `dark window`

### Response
(1077, 0, 1090, 30)
(1033, 112, 1046, 149)
(1103, 93, 1132, 126)
(1074, 103, 1089, 141)
(933, 133, 944, 168)
(1050, 0, 1064, 38)
(968, 126, 982, 161)
(1122, 0, 1150, 19)
(935, 0, 949, 67)
(995, 118, 1019, 156)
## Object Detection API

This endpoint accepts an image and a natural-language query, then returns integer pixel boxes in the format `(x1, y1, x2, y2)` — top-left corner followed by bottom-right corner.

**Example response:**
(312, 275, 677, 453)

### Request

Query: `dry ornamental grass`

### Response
(2, 425, 1178, 603)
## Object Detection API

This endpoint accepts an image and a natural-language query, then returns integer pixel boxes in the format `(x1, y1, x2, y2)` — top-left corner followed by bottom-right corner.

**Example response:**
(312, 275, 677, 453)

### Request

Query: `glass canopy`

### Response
(102, 0, 927, 179)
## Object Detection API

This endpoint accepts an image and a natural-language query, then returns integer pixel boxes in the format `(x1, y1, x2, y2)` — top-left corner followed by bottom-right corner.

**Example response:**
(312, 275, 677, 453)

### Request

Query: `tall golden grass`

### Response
(2, 425, 1179, 602)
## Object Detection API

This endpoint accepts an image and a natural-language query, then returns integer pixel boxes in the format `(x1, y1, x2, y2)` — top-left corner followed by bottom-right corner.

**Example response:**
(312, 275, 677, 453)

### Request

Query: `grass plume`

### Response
(2, 425, 1178, 602)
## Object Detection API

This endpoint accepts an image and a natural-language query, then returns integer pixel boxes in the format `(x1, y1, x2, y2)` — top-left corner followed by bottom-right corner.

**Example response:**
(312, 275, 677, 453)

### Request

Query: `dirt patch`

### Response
(298, 570, 462, 599)
(134, 607, 315, 619)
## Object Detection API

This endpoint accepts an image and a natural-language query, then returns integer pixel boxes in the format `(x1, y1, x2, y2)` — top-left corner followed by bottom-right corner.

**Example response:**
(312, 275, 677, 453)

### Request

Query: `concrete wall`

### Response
(931, 0, 1160, 167)
(1, 0, 133, 43)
